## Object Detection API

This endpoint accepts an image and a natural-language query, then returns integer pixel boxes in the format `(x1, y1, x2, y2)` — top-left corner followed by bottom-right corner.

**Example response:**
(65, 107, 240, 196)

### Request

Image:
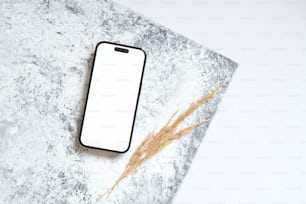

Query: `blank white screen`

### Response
(80, 42, 146, 152)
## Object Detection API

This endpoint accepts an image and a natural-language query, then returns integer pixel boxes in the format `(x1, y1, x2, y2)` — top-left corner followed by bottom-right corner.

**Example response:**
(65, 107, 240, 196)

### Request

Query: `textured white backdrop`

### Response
(116, 0, 306, 203)
(0, 1, 237, 203)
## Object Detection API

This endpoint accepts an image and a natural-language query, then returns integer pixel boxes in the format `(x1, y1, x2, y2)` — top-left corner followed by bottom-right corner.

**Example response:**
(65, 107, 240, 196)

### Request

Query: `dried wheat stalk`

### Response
(98, 83, 223, 200)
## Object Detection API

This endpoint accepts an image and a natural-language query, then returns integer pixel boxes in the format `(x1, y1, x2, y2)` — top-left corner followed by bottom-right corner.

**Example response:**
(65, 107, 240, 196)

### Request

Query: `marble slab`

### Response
(0, 0, 238, 203)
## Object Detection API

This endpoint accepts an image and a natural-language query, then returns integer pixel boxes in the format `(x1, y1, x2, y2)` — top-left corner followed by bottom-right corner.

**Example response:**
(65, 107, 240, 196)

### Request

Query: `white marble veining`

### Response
(0, 0, 237, 203)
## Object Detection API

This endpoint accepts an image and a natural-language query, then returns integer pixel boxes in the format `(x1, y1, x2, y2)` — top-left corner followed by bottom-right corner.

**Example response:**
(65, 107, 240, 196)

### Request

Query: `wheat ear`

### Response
(98, 83, 223, 200)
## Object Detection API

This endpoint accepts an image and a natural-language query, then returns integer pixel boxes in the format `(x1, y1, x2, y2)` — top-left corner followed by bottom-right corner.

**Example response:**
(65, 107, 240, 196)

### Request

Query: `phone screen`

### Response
(79, 42, 146, 153)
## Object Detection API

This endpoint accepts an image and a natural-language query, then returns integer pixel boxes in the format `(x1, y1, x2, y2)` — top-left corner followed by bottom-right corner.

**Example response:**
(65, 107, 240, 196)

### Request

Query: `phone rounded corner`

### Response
(138, 47, 147, 60)
(117, 143, 131, 153)
(79, 135, 88, 148)
(96, 41, 109, 49)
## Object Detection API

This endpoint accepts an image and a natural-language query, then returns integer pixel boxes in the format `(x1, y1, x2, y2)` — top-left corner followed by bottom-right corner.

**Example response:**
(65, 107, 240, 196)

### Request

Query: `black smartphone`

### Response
(79, 41, 146, 153)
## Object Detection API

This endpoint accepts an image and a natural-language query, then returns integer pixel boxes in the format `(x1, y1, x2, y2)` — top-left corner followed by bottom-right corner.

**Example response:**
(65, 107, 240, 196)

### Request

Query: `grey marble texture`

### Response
(0, 0, 237, 203)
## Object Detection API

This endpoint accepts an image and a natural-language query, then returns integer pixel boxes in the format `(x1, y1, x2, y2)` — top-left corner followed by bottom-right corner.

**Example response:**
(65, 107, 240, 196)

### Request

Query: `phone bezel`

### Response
(79, 41, 147, 153)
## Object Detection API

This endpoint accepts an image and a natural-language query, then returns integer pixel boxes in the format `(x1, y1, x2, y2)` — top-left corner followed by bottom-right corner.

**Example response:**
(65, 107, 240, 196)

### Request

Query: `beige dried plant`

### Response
(98, 83, 223, 200)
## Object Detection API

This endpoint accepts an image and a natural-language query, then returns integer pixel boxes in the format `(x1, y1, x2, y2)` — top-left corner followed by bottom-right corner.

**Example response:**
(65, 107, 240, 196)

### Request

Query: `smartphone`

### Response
(79, 41, 146, 153)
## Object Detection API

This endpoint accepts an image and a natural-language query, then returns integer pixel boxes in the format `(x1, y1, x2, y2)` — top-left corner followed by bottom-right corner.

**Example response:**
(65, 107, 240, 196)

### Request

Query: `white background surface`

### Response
(116, 0, 306, 203)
